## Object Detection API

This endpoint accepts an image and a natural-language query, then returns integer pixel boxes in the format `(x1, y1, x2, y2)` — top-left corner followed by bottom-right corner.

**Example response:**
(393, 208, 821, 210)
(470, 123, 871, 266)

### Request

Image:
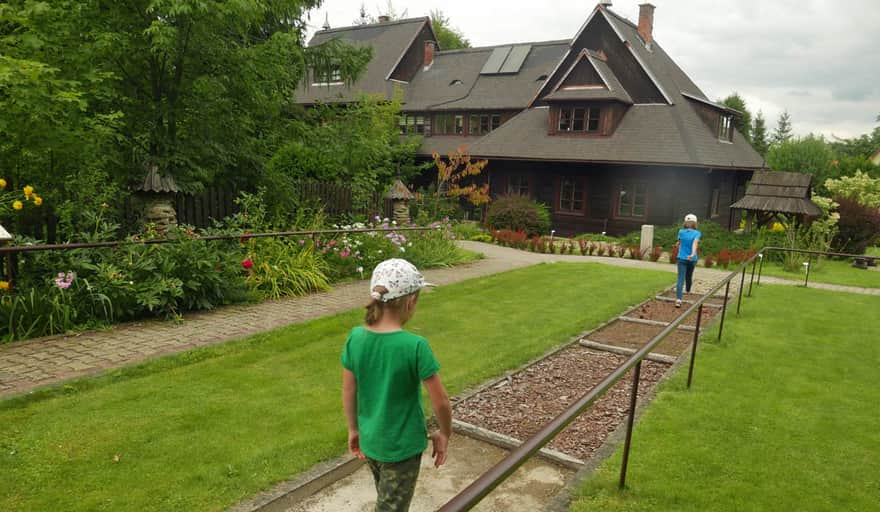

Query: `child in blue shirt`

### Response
(676, 214, 701, 307)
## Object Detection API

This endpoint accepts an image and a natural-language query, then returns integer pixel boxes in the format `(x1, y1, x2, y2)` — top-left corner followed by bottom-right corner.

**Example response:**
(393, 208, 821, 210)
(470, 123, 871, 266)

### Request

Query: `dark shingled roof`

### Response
(298, 18, 430, 104)
(730, 171, 822, 216)
(403, 41, 569, 111)
(416, 136, 482, 157)
(137, 167, 179, 193)
(544, 49, 632, 104)
(468, 6, 765, 170)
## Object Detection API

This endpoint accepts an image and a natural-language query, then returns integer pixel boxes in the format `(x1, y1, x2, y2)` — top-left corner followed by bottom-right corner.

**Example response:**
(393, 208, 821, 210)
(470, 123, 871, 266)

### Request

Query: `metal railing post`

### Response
(717, 281, 731, 342)
(618, 361, 642, 489)
(748, 256, 757, 297)
(804, 254, 813, 287)
(736, 264, 747, 315)
(687, 306, 703, 389)
(757, 253, 765, 285)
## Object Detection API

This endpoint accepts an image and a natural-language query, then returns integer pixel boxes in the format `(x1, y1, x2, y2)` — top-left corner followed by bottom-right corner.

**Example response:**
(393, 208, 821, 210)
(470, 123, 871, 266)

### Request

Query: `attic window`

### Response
(449, 79, 463, 86)
(719, 114, 733, 142)
(536, 74, 548, 82)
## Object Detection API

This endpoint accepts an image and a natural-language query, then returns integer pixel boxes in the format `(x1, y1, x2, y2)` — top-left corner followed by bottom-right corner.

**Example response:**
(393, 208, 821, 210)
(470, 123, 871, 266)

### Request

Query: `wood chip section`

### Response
(453, 346, 670, 461)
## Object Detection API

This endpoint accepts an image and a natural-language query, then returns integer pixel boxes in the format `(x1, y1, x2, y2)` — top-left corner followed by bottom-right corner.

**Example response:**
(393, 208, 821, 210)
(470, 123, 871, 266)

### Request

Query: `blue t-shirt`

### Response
(677, 228, 702, 262)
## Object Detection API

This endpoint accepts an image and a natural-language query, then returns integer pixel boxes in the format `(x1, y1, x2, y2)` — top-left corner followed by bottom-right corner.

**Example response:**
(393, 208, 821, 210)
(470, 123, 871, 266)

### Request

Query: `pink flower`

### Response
(54, 271, 75, 290)
(241, 258, 254, 270)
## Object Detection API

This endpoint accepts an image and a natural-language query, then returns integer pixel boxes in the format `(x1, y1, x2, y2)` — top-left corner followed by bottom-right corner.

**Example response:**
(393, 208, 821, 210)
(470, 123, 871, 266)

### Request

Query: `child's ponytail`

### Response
(365, 286, 389, 325)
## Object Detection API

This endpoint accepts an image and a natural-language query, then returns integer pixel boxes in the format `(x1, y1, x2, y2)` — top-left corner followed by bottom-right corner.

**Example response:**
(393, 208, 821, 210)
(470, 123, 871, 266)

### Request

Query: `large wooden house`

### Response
(299, 3, 765, 235)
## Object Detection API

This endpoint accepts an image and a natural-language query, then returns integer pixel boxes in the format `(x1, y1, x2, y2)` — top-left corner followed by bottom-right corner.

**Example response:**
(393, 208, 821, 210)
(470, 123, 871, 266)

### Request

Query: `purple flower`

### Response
(54, 271, 75, 290)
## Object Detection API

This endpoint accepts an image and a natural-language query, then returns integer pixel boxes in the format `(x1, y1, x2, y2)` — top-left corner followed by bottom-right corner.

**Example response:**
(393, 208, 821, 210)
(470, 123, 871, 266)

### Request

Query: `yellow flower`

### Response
(12, 200, 23, 210)
(0, 281, 8, 290)
(23, 185, 34, 199)
(0, 179, 6, 189)
(34, 195, 43, 206)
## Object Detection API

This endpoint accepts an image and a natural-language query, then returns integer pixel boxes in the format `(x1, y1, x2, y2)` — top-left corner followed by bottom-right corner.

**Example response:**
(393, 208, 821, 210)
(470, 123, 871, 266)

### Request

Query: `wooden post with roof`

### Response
(135, 164, 181, 234)
(730, 170, 822, 231)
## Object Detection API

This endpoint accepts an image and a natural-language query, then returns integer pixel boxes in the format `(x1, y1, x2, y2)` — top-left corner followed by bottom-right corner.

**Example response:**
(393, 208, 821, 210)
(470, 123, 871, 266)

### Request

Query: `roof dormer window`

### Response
(719, 114, 733, 142)
(449, 79, 463, 86)
(536, 74, 548, 82)
(558, 106, 601, 134)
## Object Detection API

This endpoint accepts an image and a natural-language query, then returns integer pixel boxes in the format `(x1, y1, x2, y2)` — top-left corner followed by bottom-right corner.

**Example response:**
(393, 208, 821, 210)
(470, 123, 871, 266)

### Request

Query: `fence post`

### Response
(717, 281, 731, 342)
(618, 360, 642, 489)
(736, 265, 747, 315)
(748, 257, 757, 297)
(687, 306, 703, 389)
(804, 255, 812, 288)
(757, 253, 764, 285)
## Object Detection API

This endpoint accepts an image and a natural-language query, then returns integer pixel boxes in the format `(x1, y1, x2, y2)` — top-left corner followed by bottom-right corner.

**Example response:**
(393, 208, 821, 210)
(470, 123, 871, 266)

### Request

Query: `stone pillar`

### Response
(392, 199, 410, 225)
(640, 224, 654, 255)
(144, 195, 178, 234)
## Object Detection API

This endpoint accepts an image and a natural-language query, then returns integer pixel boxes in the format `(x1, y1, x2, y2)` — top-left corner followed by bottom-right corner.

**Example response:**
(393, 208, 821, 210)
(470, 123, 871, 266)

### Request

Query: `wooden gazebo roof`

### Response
(731, 170, 822, 217)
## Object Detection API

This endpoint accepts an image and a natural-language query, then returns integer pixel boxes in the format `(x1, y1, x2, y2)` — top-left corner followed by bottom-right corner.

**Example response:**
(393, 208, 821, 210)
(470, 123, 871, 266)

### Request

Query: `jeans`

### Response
(676, 259, 695, 300)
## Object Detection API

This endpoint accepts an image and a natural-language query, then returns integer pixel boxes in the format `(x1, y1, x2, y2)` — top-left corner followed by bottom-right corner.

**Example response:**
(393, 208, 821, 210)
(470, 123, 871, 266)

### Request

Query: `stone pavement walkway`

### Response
(1, 242, 877, 399)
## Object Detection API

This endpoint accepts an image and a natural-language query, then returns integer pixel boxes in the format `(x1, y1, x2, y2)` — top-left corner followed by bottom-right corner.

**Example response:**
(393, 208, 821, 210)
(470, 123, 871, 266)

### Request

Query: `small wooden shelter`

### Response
(730, 170, 822, 229)
(386, 180, 415, 225)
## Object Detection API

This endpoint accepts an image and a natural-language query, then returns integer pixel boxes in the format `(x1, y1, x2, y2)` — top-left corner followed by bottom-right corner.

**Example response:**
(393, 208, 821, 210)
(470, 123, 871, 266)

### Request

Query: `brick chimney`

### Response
(638, 3, 655, 46)
(423, 41, 436, 69)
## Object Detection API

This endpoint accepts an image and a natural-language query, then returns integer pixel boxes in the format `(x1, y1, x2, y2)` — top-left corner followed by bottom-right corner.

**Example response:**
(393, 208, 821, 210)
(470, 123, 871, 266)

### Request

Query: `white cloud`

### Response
(307, 0, 880, 138)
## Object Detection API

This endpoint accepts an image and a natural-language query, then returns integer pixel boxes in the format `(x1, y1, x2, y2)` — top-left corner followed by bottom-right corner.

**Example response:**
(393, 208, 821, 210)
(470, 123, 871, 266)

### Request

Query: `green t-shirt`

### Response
(341, 326, 440, 462)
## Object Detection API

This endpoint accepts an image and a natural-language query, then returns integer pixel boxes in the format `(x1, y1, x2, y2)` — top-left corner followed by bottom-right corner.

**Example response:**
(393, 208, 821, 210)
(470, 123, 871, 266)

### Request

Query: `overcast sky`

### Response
(306, 0, 880, 139)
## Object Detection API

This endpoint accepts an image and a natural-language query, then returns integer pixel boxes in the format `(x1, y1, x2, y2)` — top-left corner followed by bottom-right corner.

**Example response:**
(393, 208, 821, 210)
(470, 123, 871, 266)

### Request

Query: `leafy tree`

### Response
(264, 93, 423, 220)
(766, 135, 836, 193)
(432, 147, 489, 207)
(0, 1, 123, 232)
(430, 10, 470, 50)
(720, 93, 751, 143)
(752, 111, 770, 156)
(772, 110, 794, 144)
(825, 171, 880, 208)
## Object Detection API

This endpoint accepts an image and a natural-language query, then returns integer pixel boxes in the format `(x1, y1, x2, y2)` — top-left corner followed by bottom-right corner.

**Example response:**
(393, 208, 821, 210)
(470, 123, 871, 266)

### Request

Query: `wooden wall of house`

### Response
(488, 160, 749, 236)
(389, 24, 435, 82)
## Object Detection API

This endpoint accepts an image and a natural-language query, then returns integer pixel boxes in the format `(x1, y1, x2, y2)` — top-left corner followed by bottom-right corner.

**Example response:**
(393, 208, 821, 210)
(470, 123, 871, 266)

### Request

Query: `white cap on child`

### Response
(684, 213, 698, 223)
(369, 259, 435, 302)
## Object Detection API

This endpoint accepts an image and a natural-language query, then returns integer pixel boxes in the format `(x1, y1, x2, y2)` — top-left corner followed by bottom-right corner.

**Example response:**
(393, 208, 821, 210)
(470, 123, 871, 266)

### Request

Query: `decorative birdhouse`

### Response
(135, 164, 180, 234)
(386, 180, 415, 225)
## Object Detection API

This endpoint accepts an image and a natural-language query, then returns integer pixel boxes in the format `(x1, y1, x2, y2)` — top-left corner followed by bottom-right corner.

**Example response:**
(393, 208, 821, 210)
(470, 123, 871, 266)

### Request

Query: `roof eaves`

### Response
(385, 18, 431, 81)
(681, 92, 742, 115)
(623, 41, 673, 105)
(313, 17, 429, 38)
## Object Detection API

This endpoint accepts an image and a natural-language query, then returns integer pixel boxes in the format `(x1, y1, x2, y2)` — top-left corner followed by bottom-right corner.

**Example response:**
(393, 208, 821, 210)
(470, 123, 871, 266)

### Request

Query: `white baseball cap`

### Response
(370, 259, 435, 302)
(684, 214, 698, 223)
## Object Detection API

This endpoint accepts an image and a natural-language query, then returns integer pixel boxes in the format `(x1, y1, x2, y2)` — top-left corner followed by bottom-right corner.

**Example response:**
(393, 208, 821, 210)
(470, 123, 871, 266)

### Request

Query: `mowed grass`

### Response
(757, 257, 880, 288)
(571, 285, 880, 512)
(0, 263, 671, 512)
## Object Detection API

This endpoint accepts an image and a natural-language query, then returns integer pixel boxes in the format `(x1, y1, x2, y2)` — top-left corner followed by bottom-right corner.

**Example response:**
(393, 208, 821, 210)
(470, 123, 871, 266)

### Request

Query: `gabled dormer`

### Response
(682, 92, 742, 144)
(542, 49, 632, 136)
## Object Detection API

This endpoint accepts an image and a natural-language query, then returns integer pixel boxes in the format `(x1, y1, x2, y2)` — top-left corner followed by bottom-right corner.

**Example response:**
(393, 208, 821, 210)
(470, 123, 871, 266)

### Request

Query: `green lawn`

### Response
(571, 285, 880, 512)
(0, 263, 670, 512)
(757, 257, 880, 288)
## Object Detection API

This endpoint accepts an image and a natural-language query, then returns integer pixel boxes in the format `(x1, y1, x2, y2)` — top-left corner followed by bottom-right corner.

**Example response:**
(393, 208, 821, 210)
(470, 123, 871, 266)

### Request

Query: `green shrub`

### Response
(470, 233, 493, 243)
(485, 194, 550, 236)
(451, 221, 484, 240)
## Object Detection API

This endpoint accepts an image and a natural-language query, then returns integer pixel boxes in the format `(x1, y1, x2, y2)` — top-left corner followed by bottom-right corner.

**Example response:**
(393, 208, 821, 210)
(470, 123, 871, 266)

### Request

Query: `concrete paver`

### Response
(287, 435, 572, 512)
(1, 241, 876, 400)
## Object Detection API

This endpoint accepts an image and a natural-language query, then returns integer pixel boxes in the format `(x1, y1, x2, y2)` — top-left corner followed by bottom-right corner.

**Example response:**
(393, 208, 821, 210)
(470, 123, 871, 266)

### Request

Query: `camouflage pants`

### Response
(366, 453, 422, 512)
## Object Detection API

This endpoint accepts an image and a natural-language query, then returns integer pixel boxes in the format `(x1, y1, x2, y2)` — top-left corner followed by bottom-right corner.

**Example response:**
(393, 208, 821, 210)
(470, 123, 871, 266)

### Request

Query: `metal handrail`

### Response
(440, 244, 879, 511)
(438, 251, 761, 511)
(0, 226, 437, 254)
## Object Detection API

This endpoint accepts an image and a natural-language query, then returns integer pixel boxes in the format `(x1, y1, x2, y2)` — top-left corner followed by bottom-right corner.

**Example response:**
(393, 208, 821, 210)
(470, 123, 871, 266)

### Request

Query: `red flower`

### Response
(215, 266, 223, 271)
(241, 258, 253, 270)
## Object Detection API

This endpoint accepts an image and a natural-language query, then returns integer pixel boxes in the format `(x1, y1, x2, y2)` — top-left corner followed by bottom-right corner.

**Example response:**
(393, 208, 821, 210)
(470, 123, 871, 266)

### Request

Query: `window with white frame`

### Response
(507, 174, 530, 196)
(719, 114, 733, 141)
(558, 106, 601, 133)
(558, 178, 585, 212)
(398, 114, 425, 135)
(710, 188, 721, 218)
(617, 182, 647, 218)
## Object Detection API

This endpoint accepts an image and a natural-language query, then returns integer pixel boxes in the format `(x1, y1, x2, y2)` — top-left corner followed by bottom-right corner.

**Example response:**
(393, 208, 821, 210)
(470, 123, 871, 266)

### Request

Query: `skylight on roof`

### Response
(480, 45, 532, 75)
(449, 79, 463, 86)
